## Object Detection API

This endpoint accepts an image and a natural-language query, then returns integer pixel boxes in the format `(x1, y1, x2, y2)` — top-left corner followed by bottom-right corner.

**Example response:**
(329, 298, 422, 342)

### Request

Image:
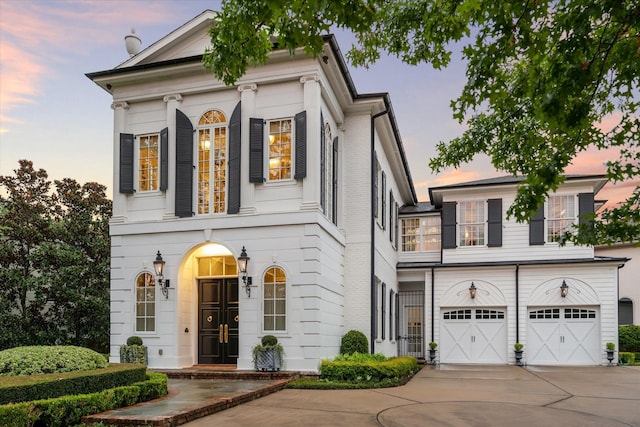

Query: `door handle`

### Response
(219, 324, 223, 343)
(224, 324, 229, 343)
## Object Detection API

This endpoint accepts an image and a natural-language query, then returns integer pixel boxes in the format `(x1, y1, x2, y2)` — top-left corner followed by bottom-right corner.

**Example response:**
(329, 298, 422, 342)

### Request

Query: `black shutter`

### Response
(442, 201, 457, 249)
(119, 133, 134, 194)
(381, 283, 386, 340)
(228, 102, 241, 214)
(160, 127, 168, 191)
(529, 204, 545, 245)
(175, 109, 194, 217)
(381, 171, 387, 229)
(332, 136, 338, 224)
(249, 118, 264, 183)
(389, 192, 395, 242)
(578, 192, 594, 227)
(487, 198, 502, 247)
(373, 152, 379, 219)
(389, 289, 395, 340)
(294, 110, 307, 179)
(320, 112, 326, 213)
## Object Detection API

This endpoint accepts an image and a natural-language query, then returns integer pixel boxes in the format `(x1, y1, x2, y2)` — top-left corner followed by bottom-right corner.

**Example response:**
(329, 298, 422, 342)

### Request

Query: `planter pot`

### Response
(514, 350, 524, 366)
(606, 350, 615, 366)
(429, 349, 437, 365)
(255, 348, 282, 371)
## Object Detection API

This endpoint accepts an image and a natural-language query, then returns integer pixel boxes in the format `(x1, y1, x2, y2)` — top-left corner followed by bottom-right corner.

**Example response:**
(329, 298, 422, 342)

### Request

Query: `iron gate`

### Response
(397, 290, 425, 359)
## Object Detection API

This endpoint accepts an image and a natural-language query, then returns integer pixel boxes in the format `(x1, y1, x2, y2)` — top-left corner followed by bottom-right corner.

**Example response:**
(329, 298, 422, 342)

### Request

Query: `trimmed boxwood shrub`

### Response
(0, 372, 167, 427)
(0, 346, 108, 377)
(126, 336, 143, 346)
(0, 364, 147, 405)
(619, 352, 636, 365)
(320, 356, 419, 382)
(340, 330, 368, 355)
(619, 325, 640, 352)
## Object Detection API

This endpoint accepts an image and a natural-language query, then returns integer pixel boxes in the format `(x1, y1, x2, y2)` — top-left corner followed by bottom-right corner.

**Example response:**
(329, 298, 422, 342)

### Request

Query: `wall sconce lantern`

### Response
(469, 282, 477, 299)
(560, 280, 569, 298)
(238, 246, 252, 297)
(153, 251, 170, 299)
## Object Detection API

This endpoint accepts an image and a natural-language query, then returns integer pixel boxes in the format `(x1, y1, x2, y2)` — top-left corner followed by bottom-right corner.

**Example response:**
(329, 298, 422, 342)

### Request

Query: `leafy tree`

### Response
(0, 160, 112, 352)
(203, 0, 639, 245)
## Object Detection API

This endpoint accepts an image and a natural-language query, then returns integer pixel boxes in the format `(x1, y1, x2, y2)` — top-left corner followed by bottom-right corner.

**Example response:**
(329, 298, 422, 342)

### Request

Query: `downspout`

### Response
(431, 267, 435, 343)
(371, 106, 389, 354)
(515, 264, 520, 343)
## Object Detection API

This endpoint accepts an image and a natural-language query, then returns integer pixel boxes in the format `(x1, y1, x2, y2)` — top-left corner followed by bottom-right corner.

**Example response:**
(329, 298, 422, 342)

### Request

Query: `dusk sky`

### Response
(1, 0, 635, 207)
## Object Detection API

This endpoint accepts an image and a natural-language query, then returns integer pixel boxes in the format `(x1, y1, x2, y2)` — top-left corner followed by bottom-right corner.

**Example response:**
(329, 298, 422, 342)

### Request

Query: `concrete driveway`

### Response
(185, 364, 640, 426)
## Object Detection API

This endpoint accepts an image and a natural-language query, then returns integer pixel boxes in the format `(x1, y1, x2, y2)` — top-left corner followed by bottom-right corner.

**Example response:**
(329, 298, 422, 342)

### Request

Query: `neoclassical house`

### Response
(87, 10, 626, 370)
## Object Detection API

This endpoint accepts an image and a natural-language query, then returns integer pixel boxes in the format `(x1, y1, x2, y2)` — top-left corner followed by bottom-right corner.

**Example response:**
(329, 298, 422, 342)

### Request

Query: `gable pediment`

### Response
(117, 10, 216, 69)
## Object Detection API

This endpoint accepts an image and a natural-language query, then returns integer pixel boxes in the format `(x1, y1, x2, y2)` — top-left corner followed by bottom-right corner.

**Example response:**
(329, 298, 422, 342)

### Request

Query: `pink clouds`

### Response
(0, 0, 179, 133)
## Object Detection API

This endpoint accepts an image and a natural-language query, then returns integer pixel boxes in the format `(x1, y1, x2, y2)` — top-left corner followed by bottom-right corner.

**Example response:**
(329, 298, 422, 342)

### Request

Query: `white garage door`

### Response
(528, 307, 600, 365)
(440, 308, 507, 364)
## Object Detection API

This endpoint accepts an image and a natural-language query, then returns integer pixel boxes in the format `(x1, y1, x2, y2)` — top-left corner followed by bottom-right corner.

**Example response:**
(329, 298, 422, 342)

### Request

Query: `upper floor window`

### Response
(263, 266, 287, 331)
(459, 201, 484, 246)
(547, 195, 575, 242)
(138, 134, 159, 192)
(197, 110, 227, 214)
(135, 272, 155, 332)
(401, 216, 441, 252)
(321, 122, 336, 223)
(268, 119, 292, 181)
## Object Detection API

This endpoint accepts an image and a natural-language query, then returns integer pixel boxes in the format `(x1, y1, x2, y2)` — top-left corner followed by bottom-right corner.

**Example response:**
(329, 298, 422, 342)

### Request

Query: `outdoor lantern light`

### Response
(560, 280, 569, 298)
(153, 251, 170, 299)
(238, 246, 252, 297)
(469, 282, 477, 299)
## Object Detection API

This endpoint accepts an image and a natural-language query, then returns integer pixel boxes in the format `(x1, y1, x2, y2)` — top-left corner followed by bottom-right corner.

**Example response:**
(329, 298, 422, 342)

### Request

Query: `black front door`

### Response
(198, 279, 239, 364)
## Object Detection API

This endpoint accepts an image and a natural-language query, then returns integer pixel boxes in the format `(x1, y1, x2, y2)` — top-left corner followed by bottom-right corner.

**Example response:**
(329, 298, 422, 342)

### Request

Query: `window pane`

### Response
(275, 300, 286, 315)
(275, 283, 286, 298)
(264, 317, 274, 331)
(275, 316, 286, 331)
(264, 301, 274, 315)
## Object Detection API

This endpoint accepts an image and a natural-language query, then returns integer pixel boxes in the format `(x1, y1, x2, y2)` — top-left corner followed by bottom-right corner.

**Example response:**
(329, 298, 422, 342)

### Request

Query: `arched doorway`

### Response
(192, 244, 240, 365)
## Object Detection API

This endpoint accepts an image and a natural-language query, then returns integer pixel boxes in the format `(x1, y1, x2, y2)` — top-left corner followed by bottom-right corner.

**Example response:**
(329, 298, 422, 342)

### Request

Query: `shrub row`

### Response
(0, 372, 167, 427)
(0, 364, 147, 405)
(320, 356, 419, 382)
(0, 346, 108, 376)
(619, 325, 640, 352)
(619, 352, 636, 365)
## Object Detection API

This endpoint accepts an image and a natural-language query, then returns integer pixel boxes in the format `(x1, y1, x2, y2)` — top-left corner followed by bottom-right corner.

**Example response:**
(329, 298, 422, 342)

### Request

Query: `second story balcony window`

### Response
(459, 200, 485, 246)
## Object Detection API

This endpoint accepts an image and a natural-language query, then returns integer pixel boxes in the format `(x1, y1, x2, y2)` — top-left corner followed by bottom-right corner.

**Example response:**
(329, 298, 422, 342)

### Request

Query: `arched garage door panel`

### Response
(440, 309, 506, 364)
(528, 307, 599, 365)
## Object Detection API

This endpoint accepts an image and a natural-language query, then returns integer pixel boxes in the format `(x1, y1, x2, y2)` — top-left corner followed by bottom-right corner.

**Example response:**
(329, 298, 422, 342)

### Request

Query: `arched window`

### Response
(136, 272, 155, 332)
(619, 298, 633, 325)
(197, 110, 227, 214)
(263, 266, 286, 331)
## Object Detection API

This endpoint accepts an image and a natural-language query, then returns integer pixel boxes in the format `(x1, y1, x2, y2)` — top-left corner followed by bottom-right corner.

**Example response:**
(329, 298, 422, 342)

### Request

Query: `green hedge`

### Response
(0, 346, 108, 376)
(320, 356, 419, 382)
(0, 364, 147, 405)
(619, 325, 640, 352)
(619, 352, 636, 365)
(0, 372, 167, 427)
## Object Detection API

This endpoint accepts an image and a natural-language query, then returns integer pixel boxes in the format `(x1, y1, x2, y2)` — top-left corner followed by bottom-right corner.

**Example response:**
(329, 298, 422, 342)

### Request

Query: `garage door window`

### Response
(565, 308, 596, 319)
(477, 309, 504, 319)
(443, 309, 471, 320)
(529, 308, 559, 319)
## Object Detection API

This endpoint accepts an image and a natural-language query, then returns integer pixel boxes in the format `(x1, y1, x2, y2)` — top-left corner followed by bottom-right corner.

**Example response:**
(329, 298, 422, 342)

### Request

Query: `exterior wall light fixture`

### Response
(560, 280, 569, 298)
(238, 246, 252, 297)
(153, 251, 170, 299)
(469, 282, 477, 299)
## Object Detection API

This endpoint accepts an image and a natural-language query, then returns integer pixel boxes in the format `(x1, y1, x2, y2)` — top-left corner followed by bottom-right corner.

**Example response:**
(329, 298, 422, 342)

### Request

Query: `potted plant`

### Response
(605, 342, 615, 366)
(428, 342, 438, 365)
(120, 336, 148, 365)
(514, 343, 524, 366)
(252, 335, 284, 371)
